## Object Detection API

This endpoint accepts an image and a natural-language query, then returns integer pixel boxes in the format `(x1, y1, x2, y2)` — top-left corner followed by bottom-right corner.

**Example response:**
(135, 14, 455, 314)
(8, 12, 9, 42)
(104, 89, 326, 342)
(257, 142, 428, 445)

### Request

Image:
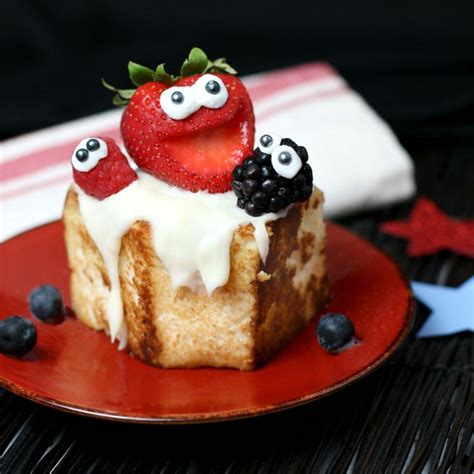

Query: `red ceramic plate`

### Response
(0, 221, 413, 424)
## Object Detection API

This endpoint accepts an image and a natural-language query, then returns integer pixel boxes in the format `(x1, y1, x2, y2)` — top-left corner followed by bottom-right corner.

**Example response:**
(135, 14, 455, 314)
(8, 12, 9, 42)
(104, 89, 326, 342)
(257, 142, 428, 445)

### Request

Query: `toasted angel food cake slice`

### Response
(64, 49, 329, 370)
(63, 185, 329, 370)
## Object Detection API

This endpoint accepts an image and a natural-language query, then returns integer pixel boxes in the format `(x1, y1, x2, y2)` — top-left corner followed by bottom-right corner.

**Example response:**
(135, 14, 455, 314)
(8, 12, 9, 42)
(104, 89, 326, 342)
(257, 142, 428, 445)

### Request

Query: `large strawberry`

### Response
(103, 48, 255, 193)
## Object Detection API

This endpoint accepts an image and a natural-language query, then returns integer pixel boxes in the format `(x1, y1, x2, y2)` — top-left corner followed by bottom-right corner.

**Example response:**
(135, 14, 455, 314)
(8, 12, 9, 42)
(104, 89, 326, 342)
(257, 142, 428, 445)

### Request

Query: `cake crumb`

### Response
(257, 271, 272, 282)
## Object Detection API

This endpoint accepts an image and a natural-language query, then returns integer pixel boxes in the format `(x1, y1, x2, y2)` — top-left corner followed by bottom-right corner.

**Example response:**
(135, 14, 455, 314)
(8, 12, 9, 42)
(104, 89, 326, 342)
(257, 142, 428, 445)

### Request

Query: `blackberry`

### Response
(231, 136, 313, 216)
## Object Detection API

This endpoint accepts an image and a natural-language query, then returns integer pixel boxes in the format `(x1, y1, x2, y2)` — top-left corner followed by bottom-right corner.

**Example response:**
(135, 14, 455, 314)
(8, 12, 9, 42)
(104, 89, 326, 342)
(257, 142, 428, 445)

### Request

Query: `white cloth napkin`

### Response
(0, 62, 415, 242)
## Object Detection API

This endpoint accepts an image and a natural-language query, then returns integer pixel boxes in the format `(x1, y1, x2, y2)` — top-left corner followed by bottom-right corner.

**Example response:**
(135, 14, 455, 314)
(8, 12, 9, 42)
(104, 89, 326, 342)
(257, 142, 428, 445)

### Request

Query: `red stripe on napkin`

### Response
(1, 172, 72, 200)
(248, 63, 337, 101)
(257, 85, 348, 122)
(1, 129, 122, 182)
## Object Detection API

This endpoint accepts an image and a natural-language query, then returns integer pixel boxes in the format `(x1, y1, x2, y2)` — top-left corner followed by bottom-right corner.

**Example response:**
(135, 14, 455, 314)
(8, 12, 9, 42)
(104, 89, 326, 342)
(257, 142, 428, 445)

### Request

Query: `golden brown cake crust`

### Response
(63, 186, 329, 370)
(254, 197, 330, 366)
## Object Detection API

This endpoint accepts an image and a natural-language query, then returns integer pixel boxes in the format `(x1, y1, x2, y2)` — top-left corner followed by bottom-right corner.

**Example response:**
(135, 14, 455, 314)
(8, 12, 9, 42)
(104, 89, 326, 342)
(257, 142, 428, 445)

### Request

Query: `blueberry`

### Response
(29, 285, 65, 324)
(0, 316, 37, 357)
(237, 197, 246, 209)
(317, 313, 355, 353)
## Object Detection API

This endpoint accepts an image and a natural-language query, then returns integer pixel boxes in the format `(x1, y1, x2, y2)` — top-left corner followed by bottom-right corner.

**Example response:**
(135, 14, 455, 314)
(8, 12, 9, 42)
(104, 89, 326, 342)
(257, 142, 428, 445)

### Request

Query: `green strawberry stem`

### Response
(103, 47, 237, 107)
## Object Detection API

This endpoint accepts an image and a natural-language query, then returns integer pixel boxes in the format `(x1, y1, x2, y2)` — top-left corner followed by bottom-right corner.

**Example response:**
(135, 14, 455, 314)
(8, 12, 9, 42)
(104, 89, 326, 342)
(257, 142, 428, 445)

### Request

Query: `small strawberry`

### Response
(71, 137, 137, 200)
(103, 48, 255, 193)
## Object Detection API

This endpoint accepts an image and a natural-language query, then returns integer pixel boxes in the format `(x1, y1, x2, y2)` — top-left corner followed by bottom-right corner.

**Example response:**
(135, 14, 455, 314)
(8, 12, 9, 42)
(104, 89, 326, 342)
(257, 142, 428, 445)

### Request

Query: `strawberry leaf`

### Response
(155, 64, 176, 85)
(101, 79, 135, 98)
(128, 61, 156, 87)
(102, 79, 136, 107)
(103, 48, 238, 107)
(205, 57, 237, 75)
(180, 47, 209, 77)
(112, 95, 131, 106)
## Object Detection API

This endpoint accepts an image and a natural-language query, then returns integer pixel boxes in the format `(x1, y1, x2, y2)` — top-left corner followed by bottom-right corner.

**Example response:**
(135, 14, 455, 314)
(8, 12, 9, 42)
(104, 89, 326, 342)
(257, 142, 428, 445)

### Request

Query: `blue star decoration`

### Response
(412, 277, 474, 338)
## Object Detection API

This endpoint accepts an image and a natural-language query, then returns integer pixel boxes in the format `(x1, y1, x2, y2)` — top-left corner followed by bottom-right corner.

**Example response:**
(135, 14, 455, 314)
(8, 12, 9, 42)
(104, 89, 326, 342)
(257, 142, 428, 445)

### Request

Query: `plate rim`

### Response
(0, 221, 414, 424)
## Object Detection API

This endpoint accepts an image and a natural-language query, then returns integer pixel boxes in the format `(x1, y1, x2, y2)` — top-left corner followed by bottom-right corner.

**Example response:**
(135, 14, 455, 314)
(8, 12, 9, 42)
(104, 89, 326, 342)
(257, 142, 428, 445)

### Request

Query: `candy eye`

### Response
(271, 145, 302, 179)
(205, 80, 220, 94)
(194, 74, 228, 109)
(86, 138, 100, 151)
(160, 86, 199, 120)
(171, 91, 184, 104)
(72, 137, 108, 172)
(258, 133, 281, 154)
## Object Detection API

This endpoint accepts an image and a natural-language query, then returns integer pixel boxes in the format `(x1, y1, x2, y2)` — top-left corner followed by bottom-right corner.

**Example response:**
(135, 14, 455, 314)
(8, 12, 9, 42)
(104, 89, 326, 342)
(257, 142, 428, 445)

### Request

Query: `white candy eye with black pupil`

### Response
(72, 137, 108, 172)
(271, 145, 302, 179)
(194, 74, 228, 109)
(258, 133, 281, 154)
(160, 86, 199, 120)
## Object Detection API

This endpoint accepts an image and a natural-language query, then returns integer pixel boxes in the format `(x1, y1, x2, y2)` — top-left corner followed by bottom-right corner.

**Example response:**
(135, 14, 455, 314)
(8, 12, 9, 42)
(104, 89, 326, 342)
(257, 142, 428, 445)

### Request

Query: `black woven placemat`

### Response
(1, 141, 473, 473)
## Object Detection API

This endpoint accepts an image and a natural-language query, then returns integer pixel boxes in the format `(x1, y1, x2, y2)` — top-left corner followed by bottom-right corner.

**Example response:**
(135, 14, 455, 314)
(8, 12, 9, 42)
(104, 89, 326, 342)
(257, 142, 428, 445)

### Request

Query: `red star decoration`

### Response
(380, 197, 474, 258)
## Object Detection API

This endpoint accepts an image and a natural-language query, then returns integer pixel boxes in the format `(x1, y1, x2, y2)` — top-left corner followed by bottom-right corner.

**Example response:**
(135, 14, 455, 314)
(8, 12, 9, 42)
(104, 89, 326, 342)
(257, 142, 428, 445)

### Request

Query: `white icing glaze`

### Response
(160, 86, 200, 120)
(72, 137, 108, 172)
(271, 144, 302, 179)
(77, 172, 287, 347)
(159, 74, 229, 120)
(193, 74, 229, 109)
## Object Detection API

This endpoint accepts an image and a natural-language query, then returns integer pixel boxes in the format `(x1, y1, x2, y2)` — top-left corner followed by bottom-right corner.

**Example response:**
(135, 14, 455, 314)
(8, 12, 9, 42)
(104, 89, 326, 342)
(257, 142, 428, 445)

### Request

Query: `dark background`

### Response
(2, 0, 474, 142)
